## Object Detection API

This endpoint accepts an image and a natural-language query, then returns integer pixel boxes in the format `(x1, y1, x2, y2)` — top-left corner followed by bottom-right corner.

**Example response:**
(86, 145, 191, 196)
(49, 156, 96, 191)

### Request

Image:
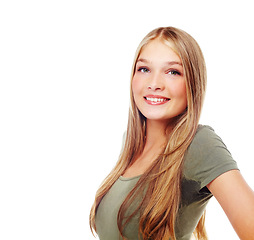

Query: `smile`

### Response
(144, 96, 170, 105)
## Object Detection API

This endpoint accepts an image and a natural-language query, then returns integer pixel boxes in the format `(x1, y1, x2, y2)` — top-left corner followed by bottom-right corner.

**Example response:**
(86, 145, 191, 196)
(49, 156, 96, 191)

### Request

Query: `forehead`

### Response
(138, 39, 181, 64)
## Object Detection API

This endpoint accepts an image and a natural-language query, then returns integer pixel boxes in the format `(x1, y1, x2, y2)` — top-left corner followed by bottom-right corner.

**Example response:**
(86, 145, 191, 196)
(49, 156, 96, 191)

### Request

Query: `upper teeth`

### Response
(146, 97, 167, 102)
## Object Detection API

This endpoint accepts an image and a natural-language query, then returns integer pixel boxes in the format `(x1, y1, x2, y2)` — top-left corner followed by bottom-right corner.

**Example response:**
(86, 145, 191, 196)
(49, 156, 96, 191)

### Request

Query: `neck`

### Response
(145, 119, 168, 149)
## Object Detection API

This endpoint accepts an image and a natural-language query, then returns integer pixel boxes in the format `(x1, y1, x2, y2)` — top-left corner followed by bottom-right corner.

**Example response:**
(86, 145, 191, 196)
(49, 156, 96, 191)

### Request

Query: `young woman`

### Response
(90, 27, 254, 240)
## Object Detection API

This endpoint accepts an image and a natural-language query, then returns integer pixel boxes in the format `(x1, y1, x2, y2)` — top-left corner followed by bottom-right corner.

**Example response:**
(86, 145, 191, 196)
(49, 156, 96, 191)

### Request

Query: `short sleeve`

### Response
(183, 125, 239, 189)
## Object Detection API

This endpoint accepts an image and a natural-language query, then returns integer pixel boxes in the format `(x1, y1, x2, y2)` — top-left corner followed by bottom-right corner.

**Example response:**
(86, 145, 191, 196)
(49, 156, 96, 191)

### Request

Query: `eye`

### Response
(137, 67, 150, 73)
(167, 70, 181, 76)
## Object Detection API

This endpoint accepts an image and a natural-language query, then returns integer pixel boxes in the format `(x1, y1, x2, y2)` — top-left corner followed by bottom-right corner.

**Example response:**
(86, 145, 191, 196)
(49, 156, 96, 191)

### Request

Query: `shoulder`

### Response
(186, 124, 231, 157)
(190, 125, 223, 148)
(184, 125, 230, 162)
(183, 125, 238, 189)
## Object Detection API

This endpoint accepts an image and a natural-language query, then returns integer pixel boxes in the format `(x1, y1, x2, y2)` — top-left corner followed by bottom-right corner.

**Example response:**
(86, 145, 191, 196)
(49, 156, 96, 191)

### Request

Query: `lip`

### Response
(144, 95, 170, 105)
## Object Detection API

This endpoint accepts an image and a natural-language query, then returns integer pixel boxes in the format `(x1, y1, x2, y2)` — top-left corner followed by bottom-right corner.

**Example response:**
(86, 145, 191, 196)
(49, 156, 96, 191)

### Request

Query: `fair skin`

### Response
(123, 39, 254, 239)
(207, 170, 254, 239)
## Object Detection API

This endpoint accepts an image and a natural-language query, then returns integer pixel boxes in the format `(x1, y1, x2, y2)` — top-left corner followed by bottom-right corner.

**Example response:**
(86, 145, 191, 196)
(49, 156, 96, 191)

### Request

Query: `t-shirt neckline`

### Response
(119, 175, 142, 181)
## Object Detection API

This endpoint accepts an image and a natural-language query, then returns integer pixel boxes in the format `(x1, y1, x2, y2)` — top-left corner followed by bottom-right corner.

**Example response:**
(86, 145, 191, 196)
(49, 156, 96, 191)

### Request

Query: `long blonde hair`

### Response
(90, 27, 207, 240)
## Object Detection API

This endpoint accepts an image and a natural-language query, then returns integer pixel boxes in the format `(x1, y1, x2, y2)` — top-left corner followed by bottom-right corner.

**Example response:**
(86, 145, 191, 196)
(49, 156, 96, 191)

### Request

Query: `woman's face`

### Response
(132, 39, 187, 124)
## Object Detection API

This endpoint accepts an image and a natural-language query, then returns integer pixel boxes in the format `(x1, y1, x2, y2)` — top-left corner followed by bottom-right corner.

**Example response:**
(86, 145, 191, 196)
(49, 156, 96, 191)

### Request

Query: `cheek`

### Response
(131, 76, 142, 95)
(180, 82, 187, 101)
(170, 80, 187, 104)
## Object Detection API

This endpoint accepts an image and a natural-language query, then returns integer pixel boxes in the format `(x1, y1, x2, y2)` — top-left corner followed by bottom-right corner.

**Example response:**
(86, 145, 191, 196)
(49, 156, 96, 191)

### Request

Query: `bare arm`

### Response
(207, 170, 254, 240)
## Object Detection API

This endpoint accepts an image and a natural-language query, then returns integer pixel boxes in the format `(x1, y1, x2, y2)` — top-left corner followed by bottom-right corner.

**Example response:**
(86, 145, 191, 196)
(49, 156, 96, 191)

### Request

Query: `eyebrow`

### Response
(137, 58, 182, 66)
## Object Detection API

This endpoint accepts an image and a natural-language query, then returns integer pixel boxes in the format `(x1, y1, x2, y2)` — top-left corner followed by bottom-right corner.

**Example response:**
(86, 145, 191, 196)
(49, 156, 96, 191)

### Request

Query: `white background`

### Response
(0, 0, 253, 239)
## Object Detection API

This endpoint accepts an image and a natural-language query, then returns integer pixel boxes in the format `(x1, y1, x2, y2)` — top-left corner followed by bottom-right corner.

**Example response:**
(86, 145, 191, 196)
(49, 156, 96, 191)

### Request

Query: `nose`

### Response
(147, 72, 165, 91)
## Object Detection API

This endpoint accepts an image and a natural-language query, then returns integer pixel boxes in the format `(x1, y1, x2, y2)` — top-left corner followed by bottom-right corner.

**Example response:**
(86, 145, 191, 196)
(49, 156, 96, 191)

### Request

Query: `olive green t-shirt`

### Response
(95, 125, 238, 240)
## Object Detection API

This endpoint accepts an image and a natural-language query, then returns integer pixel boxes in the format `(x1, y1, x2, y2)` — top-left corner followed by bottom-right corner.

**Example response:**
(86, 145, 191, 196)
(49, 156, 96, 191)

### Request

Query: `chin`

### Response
(144, 115, 172, 122)
(144, 112, 186, 123)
